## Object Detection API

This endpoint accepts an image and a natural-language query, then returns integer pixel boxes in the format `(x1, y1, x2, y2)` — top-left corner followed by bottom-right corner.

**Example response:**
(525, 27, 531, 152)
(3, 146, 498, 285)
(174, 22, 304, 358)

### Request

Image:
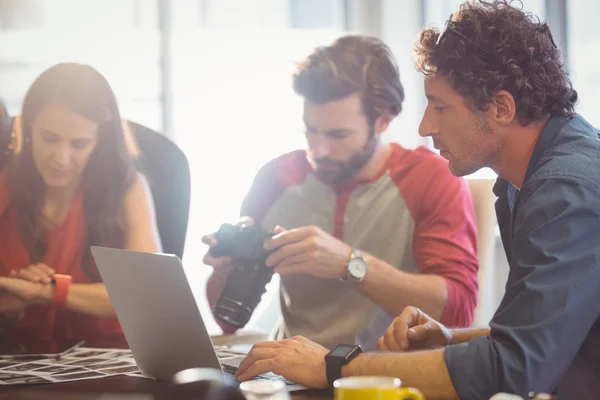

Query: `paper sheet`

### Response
(0, 347, 151, 385)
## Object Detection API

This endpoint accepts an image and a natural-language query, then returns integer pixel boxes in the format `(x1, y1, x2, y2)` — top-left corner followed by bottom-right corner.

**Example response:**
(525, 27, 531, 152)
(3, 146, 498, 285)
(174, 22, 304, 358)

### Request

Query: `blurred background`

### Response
(1, 0, 596, 334)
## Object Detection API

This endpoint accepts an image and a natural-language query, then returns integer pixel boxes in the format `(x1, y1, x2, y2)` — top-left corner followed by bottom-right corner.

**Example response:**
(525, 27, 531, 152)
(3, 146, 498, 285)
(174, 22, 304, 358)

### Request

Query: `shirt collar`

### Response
(523, 115, 573, 185)
(492, 115, 574, 198)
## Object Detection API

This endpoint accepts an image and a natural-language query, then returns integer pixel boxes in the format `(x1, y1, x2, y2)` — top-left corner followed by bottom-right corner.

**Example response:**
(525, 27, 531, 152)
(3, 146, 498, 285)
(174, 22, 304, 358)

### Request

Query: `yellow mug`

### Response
(334, 376, 425, 400)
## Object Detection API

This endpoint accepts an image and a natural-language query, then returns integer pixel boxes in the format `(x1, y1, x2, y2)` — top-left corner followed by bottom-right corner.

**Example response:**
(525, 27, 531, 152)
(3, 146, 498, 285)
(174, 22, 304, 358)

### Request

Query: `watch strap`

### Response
(51, 274, 72, 308)
(325, 344, 363, 387)
(325, 357, 340, 387)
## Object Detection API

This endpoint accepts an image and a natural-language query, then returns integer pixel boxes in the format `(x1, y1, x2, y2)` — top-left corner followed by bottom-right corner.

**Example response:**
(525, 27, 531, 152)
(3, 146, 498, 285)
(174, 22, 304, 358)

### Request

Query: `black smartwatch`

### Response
(324, 344, 363, 387)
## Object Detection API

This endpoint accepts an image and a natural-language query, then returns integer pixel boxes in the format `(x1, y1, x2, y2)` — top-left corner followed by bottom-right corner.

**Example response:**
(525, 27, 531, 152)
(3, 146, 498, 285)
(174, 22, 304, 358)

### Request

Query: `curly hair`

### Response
(415, 0, 577, 125)
(293, 35, 405, 127)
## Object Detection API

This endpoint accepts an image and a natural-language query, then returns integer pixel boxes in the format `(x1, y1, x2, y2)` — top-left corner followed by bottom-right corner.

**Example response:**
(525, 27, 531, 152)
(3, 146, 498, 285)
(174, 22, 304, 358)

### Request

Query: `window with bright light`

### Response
(567, 0, 600, 128)
(172, 29, 346, 334)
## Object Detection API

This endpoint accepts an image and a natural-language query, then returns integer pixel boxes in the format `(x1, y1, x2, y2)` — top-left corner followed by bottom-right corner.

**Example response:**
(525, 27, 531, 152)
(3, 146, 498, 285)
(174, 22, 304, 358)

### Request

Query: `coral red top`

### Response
(0, 172, 127, 353)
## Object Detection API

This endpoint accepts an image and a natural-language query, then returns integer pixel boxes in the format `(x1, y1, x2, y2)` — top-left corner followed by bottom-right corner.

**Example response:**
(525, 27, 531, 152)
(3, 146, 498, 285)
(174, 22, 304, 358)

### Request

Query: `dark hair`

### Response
(0, 99, 11, 170)
(0, 99, 9, 138)
(415, 0, 577, 125)
(7, 63, 136, 280)
(293, 35, 405, 126)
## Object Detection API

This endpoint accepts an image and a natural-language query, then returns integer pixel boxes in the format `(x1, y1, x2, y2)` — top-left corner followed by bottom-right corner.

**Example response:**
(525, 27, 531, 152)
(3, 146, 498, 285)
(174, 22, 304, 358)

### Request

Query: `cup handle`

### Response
(397, 387, 425, 400)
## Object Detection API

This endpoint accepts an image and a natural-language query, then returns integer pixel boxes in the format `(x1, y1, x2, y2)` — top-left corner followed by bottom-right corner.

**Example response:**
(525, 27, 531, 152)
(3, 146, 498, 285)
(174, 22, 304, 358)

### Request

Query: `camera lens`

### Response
(212, 224, 275, 329)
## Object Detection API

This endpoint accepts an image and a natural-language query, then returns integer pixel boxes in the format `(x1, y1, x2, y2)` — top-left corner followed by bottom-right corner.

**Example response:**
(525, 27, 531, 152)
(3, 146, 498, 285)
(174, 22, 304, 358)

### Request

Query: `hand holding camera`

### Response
(202, 217, 255, 276)
(206, 220, 275, 329)
(205, 219, 355, 329)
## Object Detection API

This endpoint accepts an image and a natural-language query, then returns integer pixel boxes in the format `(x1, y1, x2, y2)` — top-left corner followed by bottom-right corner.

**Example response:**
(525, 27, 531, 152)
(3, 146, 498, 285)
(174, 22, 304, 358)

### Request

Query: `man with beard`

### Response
(203, 35, 479, 350)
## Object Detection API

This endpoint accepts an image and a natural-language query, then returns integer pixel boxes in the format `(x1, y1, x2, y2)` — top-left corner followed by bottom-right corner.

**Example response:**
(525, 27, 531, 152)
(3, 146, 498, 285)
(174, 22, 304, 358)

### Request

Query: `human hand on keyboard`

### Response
(234, 336, 328, 389)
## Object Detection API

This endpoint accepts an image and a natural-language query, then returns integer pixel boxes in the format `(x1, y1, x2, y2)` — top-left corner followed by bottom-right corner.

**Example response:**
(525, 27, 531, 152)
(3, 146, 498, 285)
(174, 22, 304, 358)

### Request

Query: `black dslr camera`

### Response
(211, 223, 275, 329)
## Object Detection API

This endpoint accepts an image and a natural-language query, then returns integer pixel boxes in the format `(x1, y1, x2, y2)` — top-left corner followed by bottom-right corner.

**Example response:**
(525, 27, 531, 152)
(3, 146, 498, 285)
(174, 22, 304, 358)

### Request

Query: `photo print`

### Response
(53, 370, 105, 381)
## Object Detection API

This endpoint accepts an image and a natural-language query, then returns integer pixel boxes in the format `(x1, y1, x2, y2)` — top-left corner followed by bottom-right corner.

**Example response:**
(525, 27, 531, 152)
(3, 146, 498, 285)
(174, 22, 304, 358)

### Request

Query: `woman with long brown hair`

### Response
(0, 63, 162, 353)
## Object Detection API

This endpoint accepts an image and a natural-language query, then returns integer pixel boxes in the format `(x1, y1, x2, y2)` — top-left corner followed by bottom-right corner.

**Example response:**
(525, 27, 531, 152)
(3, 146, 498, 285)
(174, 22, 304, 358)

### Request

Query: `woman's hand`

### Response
(0, 264, 54, 316)
(9, 263, 55, 284)
(0, 276, 52, 305)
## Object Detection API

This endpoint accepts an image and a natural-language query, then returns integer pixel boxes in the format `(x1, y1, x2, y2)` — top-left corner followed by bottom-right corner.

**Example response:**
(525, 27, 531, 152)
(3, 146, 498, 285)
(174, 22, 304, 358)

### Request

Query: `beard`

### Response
(448, 113, 499, 177)
(310, 131, 377, 185)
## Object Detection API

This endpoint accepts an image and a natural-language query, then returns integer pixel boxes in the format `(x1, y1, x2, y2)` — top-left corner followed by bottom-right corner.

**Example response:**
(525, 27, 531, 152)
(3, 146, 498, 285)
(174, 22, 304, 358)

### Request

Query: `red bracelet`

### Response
(51, 274, 72, 308)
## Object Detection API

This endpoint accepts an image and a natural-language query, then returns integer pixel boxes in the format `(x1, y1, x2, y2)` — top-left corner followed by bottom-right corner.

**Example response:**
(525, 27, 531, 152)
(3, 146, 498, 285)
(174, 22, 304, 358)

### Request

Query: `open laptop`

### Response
(90, 246, 305, 391)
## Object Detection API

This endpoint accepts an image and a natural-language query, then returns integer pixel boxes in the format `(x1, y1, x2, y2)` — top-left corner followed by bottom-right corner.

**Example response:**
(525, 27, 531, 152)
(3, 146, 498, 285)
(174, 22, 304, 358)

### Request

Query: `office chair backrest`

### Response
(128, 121, 191, 259)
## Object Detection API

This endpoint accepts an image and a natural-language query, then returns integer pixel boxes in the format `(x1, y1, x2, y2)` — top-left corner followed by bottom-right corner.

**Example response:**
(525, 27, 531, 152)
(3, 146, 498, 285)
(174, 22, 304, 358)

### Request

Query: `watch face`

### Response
(348, 257, 367, 279)
(329, 344, 358, 357)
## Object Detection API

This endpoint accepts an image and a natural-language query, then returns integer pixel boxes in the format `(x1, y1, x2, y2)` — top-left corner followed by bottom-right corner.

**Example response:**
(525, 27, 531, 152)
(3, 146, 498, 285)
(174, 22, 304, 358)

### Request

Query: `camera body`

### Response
(211, 223, 275, 329)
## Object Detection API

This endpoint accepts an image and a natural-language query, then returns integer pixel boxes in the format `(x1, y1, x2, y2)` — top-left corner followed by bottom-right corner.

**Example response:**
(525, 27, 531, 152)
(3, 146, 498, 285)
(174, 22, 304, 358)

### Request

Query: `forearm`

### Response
(358, 255, 447, 321)
(37, 283, 117, 319)
(451, 327, 490, 344)
(342, 350, 458, 400)
(63, 283, 117, 318)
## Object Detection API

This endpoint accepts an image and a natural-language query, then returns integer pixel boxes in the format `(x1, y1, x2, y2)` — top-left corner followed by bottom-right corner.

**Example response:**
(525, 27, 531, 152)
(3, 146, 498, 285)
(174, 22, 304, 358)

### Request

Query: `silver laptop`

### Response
(90, 246, 304, 390)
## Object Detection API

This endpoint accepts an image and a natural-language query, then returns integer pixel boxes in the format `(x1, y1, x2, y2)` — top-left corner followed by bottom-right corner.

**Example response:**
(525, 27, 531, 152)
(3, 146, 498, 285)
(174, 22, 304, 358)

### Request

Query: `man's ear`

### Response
(489, 90, 516, 125)
(374, 111, 394, 135)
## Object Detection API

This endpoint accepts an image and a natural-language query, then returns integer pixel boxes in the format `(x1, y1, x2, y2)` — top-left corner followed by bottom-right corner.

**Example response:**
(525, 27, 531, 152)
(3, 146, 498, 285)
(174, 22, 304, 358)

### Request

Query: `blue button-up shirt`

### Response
(444, 115, 600, 399)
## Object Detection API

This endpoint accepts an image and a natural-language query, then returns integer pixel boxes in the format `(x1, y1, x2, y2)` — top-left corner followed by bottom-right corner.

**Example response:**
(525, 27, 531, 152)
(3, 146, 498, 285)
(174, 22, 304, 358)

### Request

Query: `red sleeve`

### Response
(240, 150, 311, 223)
(208, 151, 310, 333)
(391, 146, 479, 327)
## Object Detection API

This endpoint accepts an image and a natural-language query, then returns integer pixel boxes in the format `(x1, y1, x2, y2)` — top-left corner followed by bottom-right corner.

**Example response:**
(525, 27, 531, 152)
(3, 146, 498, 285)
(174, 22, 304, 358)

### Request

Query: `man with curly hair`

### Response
(233, 1, 600, 399)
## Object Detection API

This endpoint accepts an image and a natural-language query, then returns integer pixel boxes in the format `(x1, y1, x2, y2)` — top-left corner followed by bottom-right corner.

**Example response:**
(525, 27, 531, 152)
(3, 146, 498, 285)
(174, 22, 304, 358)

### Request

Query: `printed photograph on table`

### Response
(125, 372, 149, 379)
(69, 350, 113, 358)
(0, 362, 23, 369)
(64, 357, 113, 367)
(101, 365, 140, 375)
(0, 347, 142, 385)
(0, 373, 35, 381)
(2, 376, 53, 385)
(32, 364, 82, 374)
(0, 356, 46, 362)
(94, 361, 134, 370)
(50, 368, 86, 376)
(53, 370, 106, 381)
(4, 363, 49, 372)
(44, 357, 80, 365)
(109, 350, 132, 355)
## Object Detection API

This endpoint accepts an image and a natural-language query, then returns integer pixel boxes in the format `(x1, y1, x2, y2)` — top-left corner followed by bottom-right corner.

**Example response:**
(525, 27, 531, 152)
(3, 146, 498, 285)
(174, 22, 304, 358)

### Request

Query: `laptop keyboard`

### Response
(220, 364, 297, 386)
(215, 347, 296, 387)
(215, 347, 247, 359)
(215, 346, 297, 386)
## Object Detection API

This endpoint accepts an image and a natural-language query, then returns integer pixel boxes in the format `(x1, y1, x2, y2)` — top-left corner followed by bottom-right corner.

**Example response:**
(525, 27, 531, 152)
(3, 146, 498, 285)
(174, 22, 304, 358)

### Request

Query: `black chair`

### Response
(128, 121, 191, 260)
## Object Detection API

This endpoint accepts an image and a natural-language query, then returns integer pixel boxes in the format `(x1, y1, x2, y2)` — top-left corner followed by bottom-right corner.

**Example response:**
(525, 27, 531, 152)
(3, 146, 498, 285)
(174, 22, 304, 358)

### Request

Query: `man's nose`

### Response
(308, 135, 330, 160)
(418, 114, 438, 138)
